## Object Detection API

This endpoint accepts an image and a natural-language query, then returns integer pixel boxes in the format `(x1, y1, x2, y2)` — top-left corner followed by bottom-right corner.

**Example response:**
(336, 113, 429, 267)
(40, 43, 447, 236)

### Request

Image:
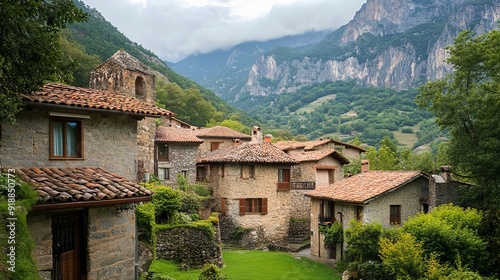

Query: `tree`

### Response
(0, 0, 87, 123)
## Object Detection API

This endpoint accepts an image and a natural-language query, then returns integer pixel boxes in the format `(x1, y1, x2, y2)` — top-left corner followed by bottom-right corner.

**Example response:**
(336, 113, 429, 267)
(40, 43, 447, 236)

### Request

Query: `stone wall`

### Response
(288, 217, 310, 240)
(157, 142, 200, 185)
(27, 204, 137, 280)
(0, 109, 138, 181)
(429, 179, 462, 210)
(156, 221, 223, 268)
(197, 138, 250, 156)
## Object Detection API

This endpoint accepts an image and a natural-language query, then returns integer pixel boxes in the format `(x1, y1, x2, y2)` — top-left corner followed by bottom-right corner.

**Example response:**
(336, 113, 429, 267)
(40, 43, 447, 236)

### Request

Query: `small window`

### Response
(241, 165, 255, 179)
(239, 198, 268, 215)
(50, 118, 83, 159)
(135, 76, 146, 97)
(390, 205, 401, 225)
(196, 165, 206, 181)
(158, 168, 170, 180)
(277, 168, 291, 190)
(181, 170, 188, 178)
(158, 143, 169, 161)
(211, 142, 220, 152)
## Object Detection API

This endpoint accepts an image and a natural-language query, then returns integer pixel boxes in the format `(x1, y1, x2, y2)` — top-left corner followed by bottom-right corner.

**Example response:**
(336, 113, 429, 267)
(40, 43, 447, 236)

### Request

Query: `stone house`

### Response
(193, 125, 252, 155)
(199, 141, 302, 245)
(154, 126, 203, 185)
(305, 170, 430, 261)
(0, 51, 174, 279)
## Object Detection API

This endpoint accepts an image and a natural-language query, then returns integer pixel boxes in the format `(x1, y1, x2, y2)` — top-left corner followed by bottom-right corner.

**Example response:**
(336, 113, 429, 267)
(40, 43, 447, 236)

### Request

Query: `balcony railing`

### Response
(290, 181, 316, 190)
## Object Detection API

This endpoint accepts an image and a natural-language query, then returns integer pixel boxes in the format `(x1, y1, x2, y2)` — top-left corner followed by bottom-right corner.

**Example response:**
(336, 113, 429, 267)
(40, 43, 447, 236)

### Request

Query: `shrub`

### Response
(344, 220, 383, 263)
(180, 192, 203, 214)
(198, 264, 226, 280)
(136, 202, 156, 246)
(319, 220, 343, 245)
(379, 232, 425, 279)
(152, 186, 182, 223)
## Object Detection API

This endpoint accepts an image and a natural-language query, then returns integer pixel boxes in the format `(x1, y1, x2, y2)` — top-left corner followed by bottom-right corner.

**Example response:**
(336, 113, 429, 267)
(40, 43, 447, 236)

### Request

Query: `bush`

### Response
(136, 202, 156, 246)
(344, 220, 383, 263)
(152, 186, 182, 223)
(319, 220, 343, 245)
(198, 264, 226, 280)
(379, 232, 425, 279)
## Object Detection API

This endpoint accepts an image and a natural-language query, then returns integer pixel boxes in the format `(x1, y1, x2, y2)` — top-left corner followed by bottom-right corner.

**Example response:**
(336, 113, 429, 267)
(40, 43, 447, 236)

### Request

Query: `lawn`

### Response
(148, 250, 342, 280)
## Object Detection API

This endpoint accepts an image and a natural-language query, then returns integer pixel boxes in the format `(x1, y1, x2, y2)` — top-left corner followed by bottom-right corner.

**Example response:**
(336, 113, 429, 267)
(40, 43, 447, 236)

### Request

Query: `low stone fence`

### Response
(156, 215, 223, 268)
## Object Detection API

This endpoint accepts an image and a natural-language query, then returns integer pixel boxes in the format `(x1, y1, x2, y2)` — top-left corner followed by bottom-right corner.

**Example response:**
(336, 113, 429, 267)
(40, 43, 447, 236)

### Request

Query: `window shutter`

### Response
(262, 198, 268, 214)
(239, 199, 246, 215)
(221, 198, 226, 216)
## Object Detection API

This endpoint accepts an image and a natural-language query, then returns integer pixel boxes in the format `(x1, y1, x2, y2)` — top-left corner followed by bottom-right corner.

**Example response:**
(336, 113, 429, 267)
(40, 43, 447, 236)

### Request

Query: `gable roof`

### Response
(199, 142, 296, 164)
(291, 149, 350, 165)
(17, 167, 152, 209)
(274, 139, 366, 153)
(194, 126, 252, 140)
(22, 83, 174, 118)
(305, 171, 426, 204)
(100, 49, 154, 76)
(155, 126, 203, 143)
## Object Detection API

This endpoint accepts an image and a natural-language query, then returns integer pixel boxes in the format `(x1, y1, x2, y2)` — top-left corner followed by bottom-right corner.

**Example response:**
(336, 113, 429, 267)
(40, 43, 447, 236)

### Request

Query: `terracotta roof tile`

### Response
(194, 126, 252, 139)
(155, 126, 203, 143)
(305, 171, 425, 203)
(199, 142, 296, 164)
(275, 139, 366, 152)
(22, 83, 174, 117)
(273, 141, 307, 150)
(291, 149, 350, 164)
(17, 167, 151, 204)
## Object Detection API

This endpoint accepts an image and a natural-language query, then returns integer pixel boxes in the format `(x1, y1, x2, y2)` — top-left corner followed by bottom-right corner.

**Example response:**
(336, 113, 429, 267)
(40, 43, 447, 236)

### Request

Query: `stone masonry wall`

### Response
(87, 205, 136, 280)
(0, 109, 138, 181)
(158, 142, 200, 185)
(156, 221, 223, 268)
(27, 211, 53, 280)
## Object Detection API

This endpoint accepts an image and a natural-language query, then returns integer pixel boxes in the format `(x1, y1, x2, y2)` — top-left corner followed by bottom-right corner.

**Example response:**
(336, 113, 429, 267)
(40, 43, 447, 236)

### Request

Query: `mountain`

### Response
(168, 31, 331, 102)
(242, 0, 500, 97)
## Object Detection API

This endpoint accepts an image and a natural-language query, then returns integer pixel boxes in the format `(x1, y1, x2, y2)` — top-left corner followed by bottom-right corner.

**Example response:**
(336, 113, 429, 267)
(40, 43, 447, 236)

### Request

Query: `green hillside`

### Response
(61, 0, 255, 127)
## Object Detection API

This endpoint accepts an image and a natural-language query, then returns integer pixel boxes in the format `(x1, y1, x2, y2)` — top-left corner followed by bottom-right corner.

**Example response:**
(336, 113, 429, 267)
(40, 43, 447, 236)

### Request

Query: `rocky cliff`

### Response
(242, 0, 500, 97)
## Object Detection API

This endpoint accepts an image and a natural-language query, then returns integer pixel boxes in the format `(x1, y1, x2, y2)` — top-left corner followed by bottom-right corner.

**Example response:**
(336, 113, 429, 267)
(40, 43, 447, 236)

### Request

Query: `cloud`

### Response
(82, 0, 365, 62)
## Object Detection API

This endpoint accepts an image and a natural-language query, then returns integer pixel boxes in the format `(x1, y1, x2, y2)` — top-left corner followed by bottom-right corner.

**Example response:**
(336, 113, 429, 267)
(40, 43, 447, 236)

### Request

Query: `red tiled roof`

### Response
(274, 139, 366, 152)
(155, 126, 203, 143)
(22, 83, 175, 117)
(17, 167, 152, 204)
(199, 142, 297, 164)
(194, 126, 252, 139)
(273, 141, 307, 151)
(291, 149, 350, 164)
(305, 171, 425, 203)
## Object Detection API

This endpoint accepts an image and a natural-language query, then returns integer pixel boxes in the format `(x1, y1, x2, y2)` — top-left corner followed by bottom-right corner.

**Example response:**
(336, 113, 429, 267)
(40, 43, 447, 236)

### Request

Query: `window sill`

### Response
(50, 157, 85, 161)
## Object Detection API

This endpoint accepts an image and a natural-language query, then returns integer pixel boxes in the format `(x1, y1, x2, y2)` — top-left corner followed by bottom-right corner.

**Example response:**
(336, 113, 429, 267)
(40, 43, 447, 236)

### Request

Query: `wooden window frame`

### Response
(157, 143, 169, 161)
(239, 198, 268, 215)
(49, 118, 84, 160)
(277, 168, 291, 190)
(355, 205, 363, 221)
(158, 168, 170, 180)
(390, 205, 401, 225)
(210, 142, 221, 152)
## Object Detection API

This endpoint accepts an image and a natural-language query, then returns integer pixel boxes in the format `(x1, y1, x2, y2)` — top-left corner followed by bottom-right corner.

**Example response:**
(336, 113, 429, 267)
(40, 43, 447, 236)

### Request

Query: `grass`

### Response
(149, 250, 342, 280)
(295, 94, 337, 114)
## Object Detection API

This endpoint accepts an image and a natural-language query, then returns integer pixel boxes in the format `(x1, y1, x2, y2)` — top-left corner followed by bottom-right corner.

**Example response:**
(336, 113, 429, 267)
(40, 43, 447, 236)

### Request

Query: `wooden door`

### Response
(52, 213, 82, 280)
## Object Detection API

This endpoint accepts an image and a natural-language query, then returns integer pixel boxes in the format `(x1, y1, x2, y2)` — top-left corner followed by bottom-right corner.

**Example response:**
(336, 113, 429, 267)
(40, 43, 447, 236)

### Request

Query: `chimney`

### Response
(233, 139, 242, 146)
(361, 160, 370, 173)
(251, 126, 262, 142)
(440, 166, 451, 182)
(264, 134, 272, 143)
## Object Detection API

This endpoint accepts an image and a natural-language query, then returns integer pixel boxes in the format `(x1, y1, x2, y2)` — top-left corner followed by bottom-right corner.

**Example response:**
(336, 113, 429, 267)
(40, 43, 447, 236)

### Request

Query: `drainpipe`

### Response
(337, 211, 343, 259)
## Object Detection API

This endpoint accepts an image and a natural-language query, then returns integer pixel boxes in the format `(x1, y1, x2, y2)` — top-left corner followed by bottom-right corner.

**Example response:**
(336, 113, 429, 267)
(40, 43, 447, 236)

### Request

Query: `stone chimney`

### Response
(361, 160, 370, 173)
(264, 134, 272, 143)
(251, 126, 262, 142)
(440, 166, 452, 182)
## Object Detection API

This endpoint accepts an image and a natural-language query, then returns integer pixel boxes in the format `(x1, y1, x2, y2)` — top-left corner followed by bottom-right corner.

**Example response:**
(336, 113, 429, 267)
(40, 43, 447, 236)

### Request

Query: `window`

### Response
(390, 205, 401, 225)
(239, 198, 267, 215)
(210, 142, 220, 152)
(50, 118, 83, 159)
(135, 76, 146, 97)
(277, 168, 291, 190)
(181, 170, 188, 178)
(196, 165, 206, 181)
(241, 165, 255, 179)
(355, 206, 363, 221)
(158, 143, 169, 161)
(158, 168, 170, 180)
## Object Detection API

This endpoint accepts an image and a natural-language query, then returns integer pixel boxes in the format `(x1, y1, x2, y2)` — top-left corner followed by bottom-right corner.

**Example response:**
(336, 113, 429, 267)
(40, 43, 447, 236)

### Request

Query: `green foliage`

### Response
(0, 174, 40, 279)
(198, 264, 227, 280)
(344, 220, 383, 263)
(319, 221, 344, 245)
(206, 119, 251, 135)
(136, 202, 156, 246)
(344, 159, 361, 176)
(402, 204, 487, 273)
(152, 186, 182, 223)
(231, 226, 253, 241)
(379, 232, 426, 279)
(0, 0, 87, 124)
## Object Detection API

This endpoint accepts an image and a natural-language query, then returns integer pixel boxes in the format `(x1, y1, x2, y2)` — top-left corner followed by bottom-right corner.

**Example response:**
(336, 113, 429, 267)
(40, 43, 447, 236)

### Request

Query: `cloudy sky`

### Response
(82, 0, 366, 62)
